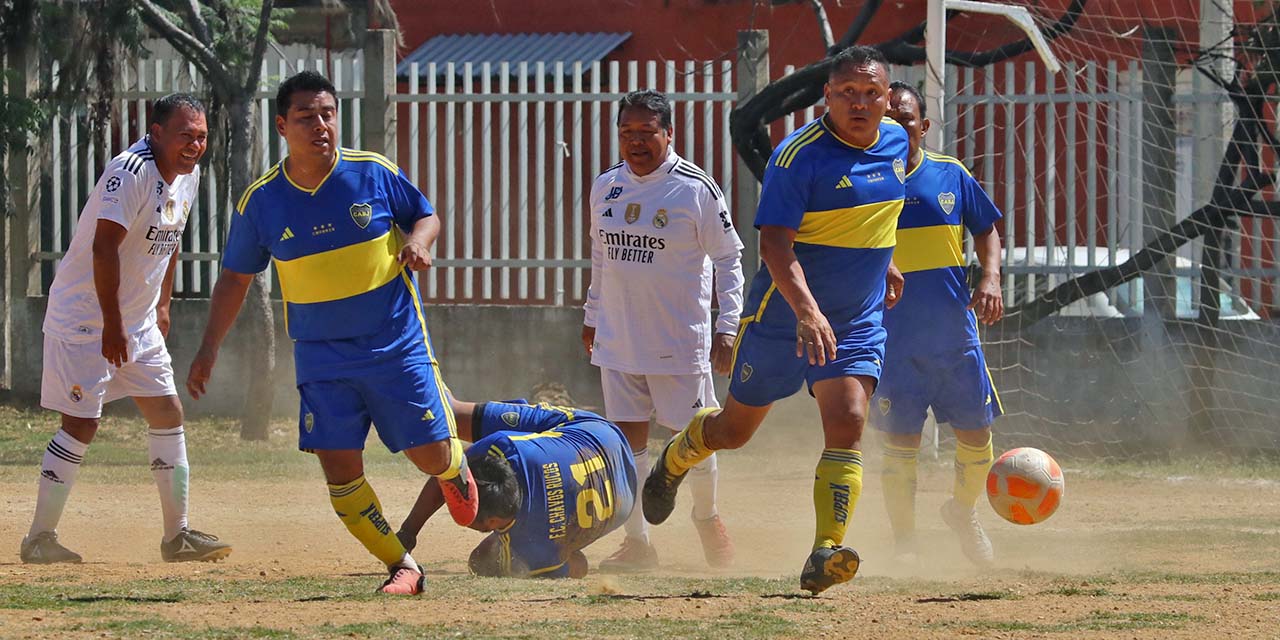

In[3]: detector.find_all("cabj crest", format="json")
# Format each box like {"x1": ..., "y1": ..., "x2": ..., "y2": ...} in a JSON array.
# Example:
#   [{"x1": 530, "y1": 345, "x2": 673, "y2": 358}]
[
  {"x1": 938, "y1": 192, "x2": 956, "y2": 215},
  {"x1": 350, "y1": 203, "x2": 373, "y2": 229}
]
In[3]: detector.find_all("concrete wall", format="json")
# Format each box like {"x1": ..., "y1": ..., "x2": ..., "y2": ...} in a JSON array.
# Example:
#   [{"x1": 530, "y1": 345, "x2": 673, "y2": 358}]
[
  {"x1": 8, "y1": 298, "x2": 602, "y2": 418},
  {"x1": 9, "y1": 296, "x2": 1280, "y2": 455}
]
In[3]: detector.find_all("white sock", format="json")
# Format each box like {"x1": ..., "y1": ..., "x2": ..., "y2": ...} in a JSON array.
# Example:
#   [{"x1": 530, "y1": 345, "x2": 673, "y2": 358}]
[
  {"x1": 689, "y1": 453, "x2": 719, "y2": 521},
  {"x1": 395, "y1": 552, "x2": 419, "y2": 571},
  {"x1": 148, "y1": 426, "x2": 189, "y2": 541},
  {"x1": 623, "y1": 447, "x2": 650, "y2": 543},
  {"x1": 29, "y1": 429, "x2": 88, "y2": 538}
]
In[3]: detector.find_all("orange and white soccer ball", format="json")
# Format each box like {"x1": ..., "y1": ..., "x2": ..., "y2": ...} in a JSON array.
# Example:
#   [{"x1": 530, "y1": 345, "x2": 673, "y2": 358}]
[{"x1": 986, "y1": 447, "x2": 1064, "y2": 525}]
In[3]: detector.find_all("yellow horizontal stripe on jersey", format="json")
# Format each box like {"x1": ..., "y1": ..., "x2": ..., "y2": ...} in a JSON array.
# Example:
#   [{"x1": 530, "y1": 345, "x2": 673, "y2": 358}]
[
  {"x1": 795, "y1": 199, "x2": 902, "y2": 249},
  {"x1": 273, "y1": 230, "x2": 403, "y2": 304},
  {"x1": 894, "y1": 224, "x2": 965, "y2": 273}
]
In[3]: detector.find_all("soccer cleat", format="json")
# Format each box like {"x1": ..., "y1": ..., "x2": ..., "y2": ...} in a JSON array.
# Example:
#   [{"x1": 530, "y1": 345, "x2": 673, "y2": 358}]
[
  {"x1": 598, "y1": 537, "x2": 659, "y2": 573},
  {"x1": 940, "y1": 498, "x2": 995, "y2": 568},
  {"x1": 692, "y1": 513, "x2": 735, "y2": 569},
  {"x1": 440, "y1": 455, "x2": 479, "y2": 527},
  {"x1": 20, "y1": 531, "x2": 82, "y2": 564},
  {"x1": 378, "y1": 564, "x2": 425, "y2": 595},
  {"x1": 160, "y1": 528, "x2": 233, "y2": 563},
  {"x1": 799, "y1": 545, "x2": 861, "y2": 595},
  {"x1": 642, "y1": 437, "x2": 689, "y2": 525}
]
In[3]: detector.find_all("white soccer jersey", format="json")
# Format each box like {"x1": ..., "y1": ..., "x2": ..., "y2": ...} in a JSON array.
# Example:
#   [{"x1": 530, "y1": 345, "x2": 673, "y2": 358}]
[
  {"x1": 584, "y1": 149, "x2": 745, "y2": 375},
  {"x1": 43, "y1": 137, "x2": 199, "y2": 343}
]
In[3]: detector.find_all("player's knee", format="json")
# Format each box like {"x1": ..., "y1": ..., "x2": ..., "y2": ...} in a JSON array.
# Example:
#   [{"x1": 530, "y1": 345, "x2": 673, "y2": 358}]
[
  {"x1": 405, "y1": 438, "x2": 453, "y2": 475},
  {"x1": 59, "y1": 415, "x2": 99, "y2": 445}
]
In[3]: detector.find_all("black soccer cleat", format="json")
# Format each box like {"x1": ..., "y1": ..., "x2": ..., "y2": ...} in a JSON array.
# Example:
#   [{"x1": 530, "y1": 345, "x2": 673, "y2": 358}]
[
  {"x1": 642, "y1": 437, "x2": 689, "y2": 525},
  {"x1": 799, "y1": 545, "x2": 861, "y2": 595}
]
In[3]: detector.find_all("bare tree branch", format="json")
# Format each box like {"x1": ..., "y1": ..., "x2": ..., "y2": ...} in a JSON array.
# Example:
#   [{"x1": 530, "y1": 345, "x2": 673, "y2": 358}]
[
  {"x1": 808, "y1": 0, "x2": 834, "y2": 51},
  {"x1": 245, "y1": 0, "x2": 275, "y2": 95},
  {"x1": 177, "y1": 0, "x2": 214, "y2": 49},
  {"x1": 134, "y1": 0, "x2": 235, "y2": 91},
  {"x1": 835, "y1": 0, "x2": 883, "y2": 50}
]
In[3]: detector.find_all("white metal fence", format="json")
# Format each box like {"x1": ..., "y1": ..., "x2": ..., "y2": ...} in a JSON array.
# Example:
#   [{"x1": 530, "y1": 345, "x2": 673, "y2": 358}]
[{"x1": 38, "y1": 51, "x2": 1280, "y2": 311}]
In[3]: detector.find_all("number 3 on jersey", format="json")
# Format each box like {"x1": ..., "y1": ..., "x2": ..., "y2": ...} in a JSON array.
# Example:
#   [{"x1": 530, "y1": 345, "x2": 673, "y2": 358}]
[{"x1": 570, "y1": 454, "x2": 614, "y2": 529}]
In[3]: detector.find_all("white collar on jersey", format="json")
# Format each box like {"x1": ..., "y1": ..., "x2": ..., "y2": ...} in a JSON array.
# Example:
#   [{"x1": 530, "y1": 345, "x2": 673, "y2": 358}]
[{"x1": 624, "y1": 146, "x2": 679, "y2": 182}]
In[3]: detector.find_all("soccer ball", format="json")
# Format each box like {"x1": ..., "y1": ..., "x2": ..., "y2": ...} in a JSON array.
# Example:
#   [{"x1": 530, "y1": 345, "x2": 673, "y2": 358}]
[{"x1": 986, "y1": 447, "x2": 1064, "y2": 525}]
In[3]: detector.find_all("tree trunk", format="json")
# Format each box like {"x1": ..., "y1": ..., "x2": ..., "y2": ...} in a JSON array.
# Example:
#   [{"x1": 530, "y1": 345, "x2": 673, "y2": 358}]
[{"x1": 228, "y1": 97, "x2": 275, "y2": 440}]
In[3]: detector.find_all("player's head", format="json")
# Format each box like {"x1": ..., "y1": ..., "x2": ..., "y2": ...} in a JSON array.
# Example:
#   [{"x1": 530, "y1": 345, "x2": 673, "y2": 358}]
[
  {"x1": 147, "y1": 93, "x2": 208, "y2": 178},
  {"x1": 616, "y1": 89, "x2": 673, "y2": 177},
  {"x1": 887, "y1": 80, "x2": 929, "y2": 160},
  {"x1": 824, "y1": 45, "x2": 891, "y2": 146},
  {"x1": 275, "y1": 71, "x2": 339, "y2": 162},
  {"x1": 466, "y1": 452, "x2": 522, "y2": 532}
]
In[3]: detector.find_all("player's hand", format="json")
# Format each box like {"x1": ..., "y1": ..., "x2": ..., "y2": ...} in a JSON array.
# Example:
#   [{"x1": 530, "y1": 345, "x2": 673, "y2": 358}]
[
  {"x1": 156, "y1": 307, "x2": 171, "y2": 339},
  {"x1": 186, "y1": 347, "x2": 218, "y2": 400},
  {"x1": 969, "y1": 274, "x2": 1004, "y2": 325},
  {"x1": 580, "y1": 325, "x2": 596, "y2": 357},
  {"x1": 710, "y1": 332, "x2": 735, "y2": 376},
  {"x1": 795, "y1": 311, "x2": 838, "y2": 367},
  {"x1": 885, "y1": 262, "x2": 904, "y2": 310},
  {"x1": 102, "y1": 323, "x2": 129, "y2": 368},
  {"x1": 398, "y1": 241, "x2": 433, "y2": 271}
]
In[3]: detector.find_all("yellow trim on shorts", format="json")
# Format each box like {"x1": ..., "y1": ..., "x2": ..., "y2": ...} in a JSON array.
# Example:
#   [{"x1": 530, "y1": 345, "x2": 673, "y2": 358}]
[{"x1": 400, "y1": 270, "x2": 457, "y2": 438}]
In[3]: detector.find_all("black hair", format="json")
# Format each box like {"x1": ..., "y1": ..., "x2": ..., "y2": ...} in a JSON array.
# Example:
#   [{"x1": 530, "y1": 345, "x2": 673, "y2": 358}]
[
  {"x1": 150, "y1": 93, "x2": 206, "y2": 127},
  {"x1": 275, "y1": 70, "x2": 337, "y2": 118},
  {"x1": 888, "y1": 80, "x2": 927, "y2": 119},
  {"x1": 470, "y1": 451, "x2": 522, "y2": 523},
  {"x1": 617, "y1": 89, "x2": 673, "y2": 129},
  {"x1": 828, "y1": 45, "x2": 889, "y2": 81}
]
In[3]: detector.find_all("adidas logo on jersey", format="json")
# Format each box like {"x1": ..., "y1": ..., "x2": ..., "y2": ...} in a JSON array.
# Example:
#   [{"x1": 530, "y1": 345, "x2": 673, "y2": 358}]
[
  {"x1": 603, "y1": 208, "x2": 613, "y2": 217},
  {"x1": 836, "y1": 176, "x2": 853, "y2": 189},
  {"x1": 692, "y1": 398, "x2": 704, "y2": 409},
  {"x1": 280, "y1": 227, "x2": 295, "y2": 241},
  {"x1": 421, "y1": 410, "x2": 435, "y2": 421}
]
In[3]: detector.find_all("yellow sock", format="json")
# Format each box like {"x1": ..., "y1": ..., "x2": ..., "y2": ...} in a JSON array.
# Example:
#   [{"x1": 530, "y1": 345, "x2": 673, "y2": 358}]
[
  {"x1": 880, "y1": 444, "x2": 919, "y2": 544},
  {"x1": 328, "y1": 476, "x2": 407, "y2": 567},
  {"x1": 435, "y1": 438, "x2": 465, "y2": 481},
  {"x1": 665, "y1": 407, "x2": 717, "y2": 475},
  {"x1": 813, "y1": 448, "x2": 863, "y2": 550},
  {"x1": 953, "y1": 433, "x2": 994, "y2": 508}
]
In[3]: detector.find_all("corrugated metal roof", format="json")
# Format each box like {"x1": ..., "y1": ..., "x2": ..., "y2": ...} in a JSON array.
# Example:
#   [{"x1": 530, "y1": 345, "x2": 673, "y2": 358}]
[{"x1": 397, "y1": 32, "x2": 631, "y2": 79}]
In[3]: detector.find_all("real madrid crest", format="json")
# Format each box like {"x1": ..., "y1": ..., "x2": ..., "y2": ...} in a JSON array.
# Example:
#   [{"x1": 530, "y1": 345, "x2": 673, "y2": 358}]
[
  {"x1": 624, "y1": 203, "x2": 641, "y2": 224},
  {"x1": 653, "y1": 209, "x2": 668, "y2": 229},
  {"x1": 893, "y1": 158, "x2": 906, "y2": 184},
  {"x1": 937, "y1": 192, "x2": 956, "y2": 215},
  {"x1": 349, "y1": 202, "x2": 373, "y2": 229}
]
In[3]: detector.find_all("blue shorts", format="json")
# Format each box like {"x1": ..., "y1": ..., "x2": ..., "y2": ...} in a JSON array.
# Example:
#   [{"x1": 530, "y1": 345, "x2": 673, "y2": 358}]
[
  {"x1": 873, "y1": 344, "x2": 1002, "y2": 434},
  {"x1": 728, "y1": 321, "x2": 885, "y2": 407},
  {"x1": 297, "y1": 360, "x2": 455, "y2": 453}
]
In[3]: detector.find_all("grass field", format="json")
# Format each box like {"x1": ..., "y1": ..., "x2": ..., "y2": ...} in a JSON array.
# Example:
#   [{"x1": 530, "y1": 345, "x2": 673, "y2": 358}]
[{"x1": 1, "y1": 400, "x2": 1278, "y2": 639}]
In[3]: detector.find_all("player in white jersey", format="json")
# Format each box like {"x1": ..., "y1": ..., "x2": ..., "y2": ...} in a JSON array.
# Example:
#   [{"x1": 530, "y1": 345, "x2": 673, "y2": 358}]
[
  {"x1": 581, "y1": 90, "x2": 745, "y2": 571},
  {"x1": 21, "y1": 94, "x2": 231, "y2": 565}
]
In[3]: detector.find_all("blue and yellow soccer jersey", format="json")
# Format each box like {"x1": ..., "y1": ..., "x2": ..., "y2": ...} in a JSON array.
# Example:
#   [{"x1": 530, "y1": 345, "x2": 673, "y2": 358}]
[
  {"x1": 223, "y1": 148, "x2": 434, "y2": 384},
  {"x1": 471, "y1": 412, "x2": 635, "y2": 578},
  {"x1": 749, "y1": 116, "x2": 908, "y2": 329},
  {"x1": 472, "y1": 401, "x2": 605, "y2": 442},
  {"x1": 885, "y1": 151, "x2": 1003, "y2": 354}
]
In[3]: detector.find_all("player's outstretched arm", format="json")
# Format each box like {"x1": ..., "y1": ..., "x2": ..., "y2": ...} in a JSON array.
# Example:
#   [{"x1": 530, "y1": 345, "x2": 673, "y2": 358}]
[
  {"x1": 398, "y1": 476, "x2": 446, "y2": 549},
  {"x1": 759, "y1": 224, "x2": 837, "y2": 366},
  {"x1": 186, "y1": 270, "x2": 254, "y2": 399}
]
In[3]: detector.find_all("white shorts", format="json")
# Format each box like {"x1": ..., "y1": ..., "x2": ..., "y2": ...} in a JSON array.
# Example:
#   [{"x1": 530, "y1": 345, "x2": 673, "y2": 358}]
[
  {"x1": 600, "y1": 368, "x2": 720, "y2": 430},
  {"x1": 41, "y1": 324, "x2": 177, "y2": 419}
]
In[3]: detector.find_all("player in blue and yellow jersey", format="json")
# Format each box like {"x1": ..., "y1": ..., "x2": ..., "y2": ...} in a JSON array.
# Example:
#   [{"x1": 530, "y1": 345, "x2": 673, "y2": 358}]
[
  {"x1": 644, "y1": 46, "x2": 908, "y2": 594},
  {"x1": 877, "y1": 81, "x2": 1005, "y2": 568},
  {"x1": 394, "y1": 398, "x2": 634, "y2": 578},
  {"x1": 185, "y1": 71, "x2": 476, "y2": 595}
]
